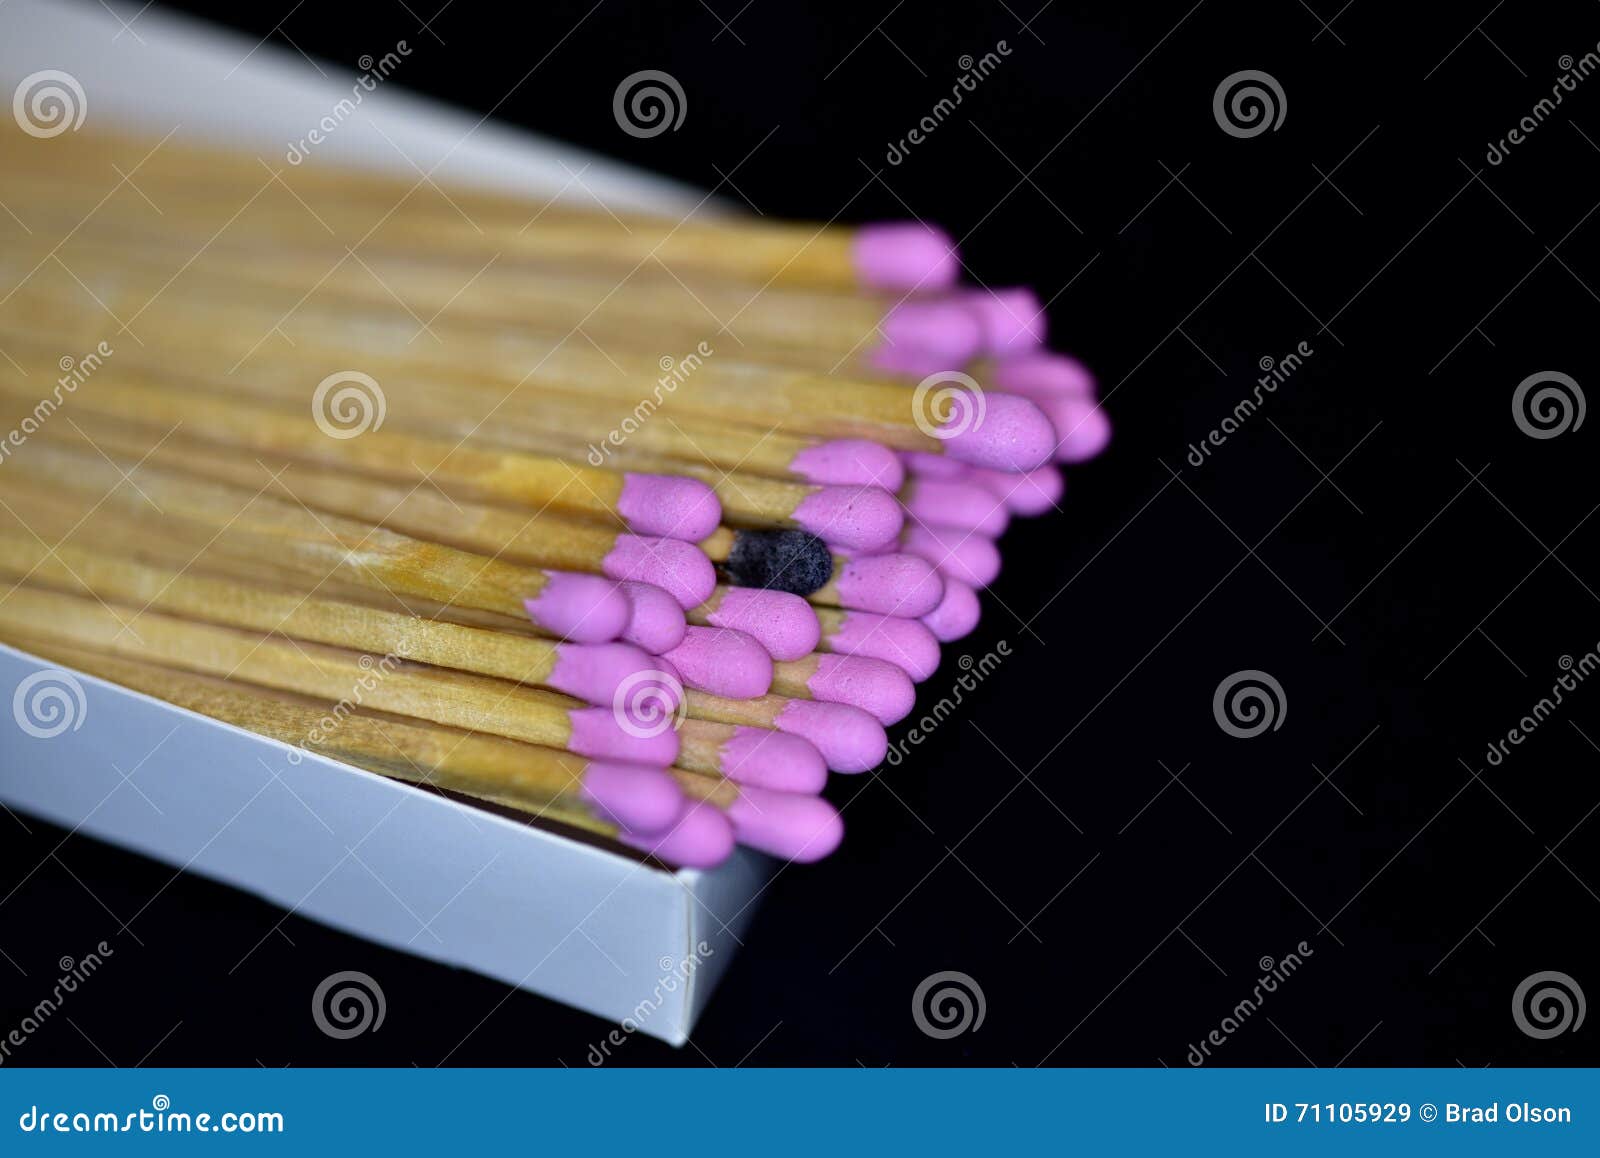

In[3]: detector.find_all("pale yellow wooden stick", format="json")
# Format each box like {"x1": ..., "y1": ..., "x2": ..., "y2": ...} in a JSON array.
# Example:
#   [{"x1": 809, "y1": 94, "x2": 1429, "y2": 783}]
[
  {"x1": 0, "y1": 260, "x2": 1035, "y2": 467},
  {"x1": 0, "y1": 130, "x2": 941, "y2": 291},
  {"x1": 0, "y1": 439, "x2": 636, "y2": 641}
]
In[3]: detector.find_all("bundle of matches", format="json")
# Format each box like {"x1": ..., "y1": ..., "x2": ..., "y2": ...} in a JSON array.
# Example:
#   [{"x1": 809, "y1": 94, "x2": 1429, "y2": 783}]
[{"x1": 0, "y1": 127, "x2": 1110, "y2": 870}]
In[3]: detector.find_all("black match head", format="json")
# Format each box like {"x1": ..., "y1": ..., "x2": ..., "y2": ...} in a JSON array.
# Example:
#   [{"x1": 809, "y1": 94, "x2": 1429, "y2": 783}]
[{"x1": 723, "y1": 530, "x2": 833, "y2": 595}]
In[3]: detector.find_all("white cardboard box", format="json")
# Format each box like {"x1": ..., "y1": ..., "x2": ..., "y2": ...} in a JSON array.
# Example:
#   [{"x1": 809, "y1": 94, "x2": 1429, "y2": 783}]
[{"x1": 0, "y1": 0, "x2": 770, "y2": 1045}]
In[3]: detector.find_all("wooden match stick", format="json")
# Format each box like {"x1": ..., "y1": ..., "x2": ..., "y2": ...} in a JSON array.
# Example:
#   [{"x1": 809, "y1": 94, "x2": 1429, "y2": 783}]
[
  {"x1": 1, "y1": 131, "x2": 956, "y2": 292},
  {"x1": 0, "y1": 440, "x2": 634, "y2": 642}
]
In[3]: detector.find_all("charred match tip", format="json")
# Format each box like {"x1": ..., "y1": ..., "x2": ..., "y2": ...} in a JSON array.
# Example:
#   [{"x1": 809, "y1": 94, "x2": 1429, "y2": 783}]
[{"x1": 723, "y1": 529, "x2": 833, "y2": 595}]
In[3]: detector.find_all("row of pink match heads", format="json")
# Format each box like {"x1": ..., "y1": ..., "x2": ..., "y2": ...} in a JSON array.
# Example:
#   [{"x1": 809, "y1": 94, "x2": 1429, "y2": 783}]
[{"x1": 514, "y1": 224, "x2": 1107, "y2": 867}]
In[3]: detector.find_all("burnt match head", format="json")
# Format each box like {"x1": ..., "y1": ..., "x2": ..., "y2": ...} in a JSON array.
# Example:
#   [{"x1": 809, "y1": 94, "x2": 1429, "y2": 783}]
[{"x1": 723, "y1": 530, "x2": 832, "y2": 595}]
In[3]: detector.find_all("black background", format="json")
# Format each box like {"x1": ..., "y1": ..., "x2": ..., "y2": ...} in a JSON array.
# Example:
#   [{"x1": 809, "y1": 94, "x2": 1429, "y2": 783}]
[{"x1": 2, "y1": 0, "x2": 1598, "y2": 1067}]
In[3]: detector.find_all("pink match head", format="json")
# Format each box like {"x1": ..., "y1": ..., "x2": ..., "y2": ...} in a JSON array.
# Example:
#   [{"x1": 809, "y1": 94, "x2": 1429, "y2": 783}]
[
  {"x1": 601, "y1": 534, "x2": 716, "y2": 609},
  {"x1": 567, "y1": 705, "x2": 679, "y2": 765},
  {"x1": 774, "y1": 697, "x2": 887, "y2": 773},
  {"x1": 793, "y1": 484, "x2": 903, "y2": 551},
  {"x1": 903, "y1": 478, "x2": 1011, "y2": 537},
  {"x1": 660, "y1": 626, "x2": 773, "y2": 699},
  {"x1": 901, "y1": 525, "x2": 1001, "y2": 589},
  {"x1": 1039, "y1": 395, "x2": 1113, "y2": 463},
  {"x1": 725, "y1": 786, "x2": 843, "y2": 863},
  {"x1": 619, "y1": 801, "x2": 736, "y2": 869},
  {"x1": 962, "y1": 288, "x2": 1046, "y2": 353},
  {"x1": 805, "y1": 652, "x2": 915, "y2": 725},
  {"x1": 920, "y1": 576, "x2": 982, "y2": 642},
  {"x1": 718, "y1": 726, "x2": 828, "y2": 793},
  {"x1": 870, "y1": 302, "x2": 983, "y2": 375},
  {"x1": 822, "y1": 610, "x2": 941, "y2": 682},
  {"x1": 936, "y1": 392, "x2": 1054, "y2": 472},
  {"x1": 991, "y1": 352, "x2": 1097, "y2": 397},
  {"x1": 616, "y1": 581, "x2": 688, "y2": 654},
  {"x1": 546, "y1": 641, "x2": 667, "y2": 707},
  {"x1": 851, "y1": 222, "x2": 959, "y2": 291},
  {"x1": 831, "y1": 552, "x2": 945, "y2": 617},
  {"x1": 616, "y1": 473, "x2": 721, "y2": 541},
  {"x1": 788, "y1": 439, "x2": 905, "y2": 490},
  {"x1": 579, "y1": 761, "x2": 683, "y2": 835},
  {"x1": 899, "y1": 450, "x2": 968, "y2": 481},
  {"x1": 967, "y1": 463, "x2": 1064, "y2": 516},
  {"x1": 523, "y1": 572, "x2": 630, "y2": 643},
  {"x1": 702, "y1": 587, "x2": 820, "y2": 662}
]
